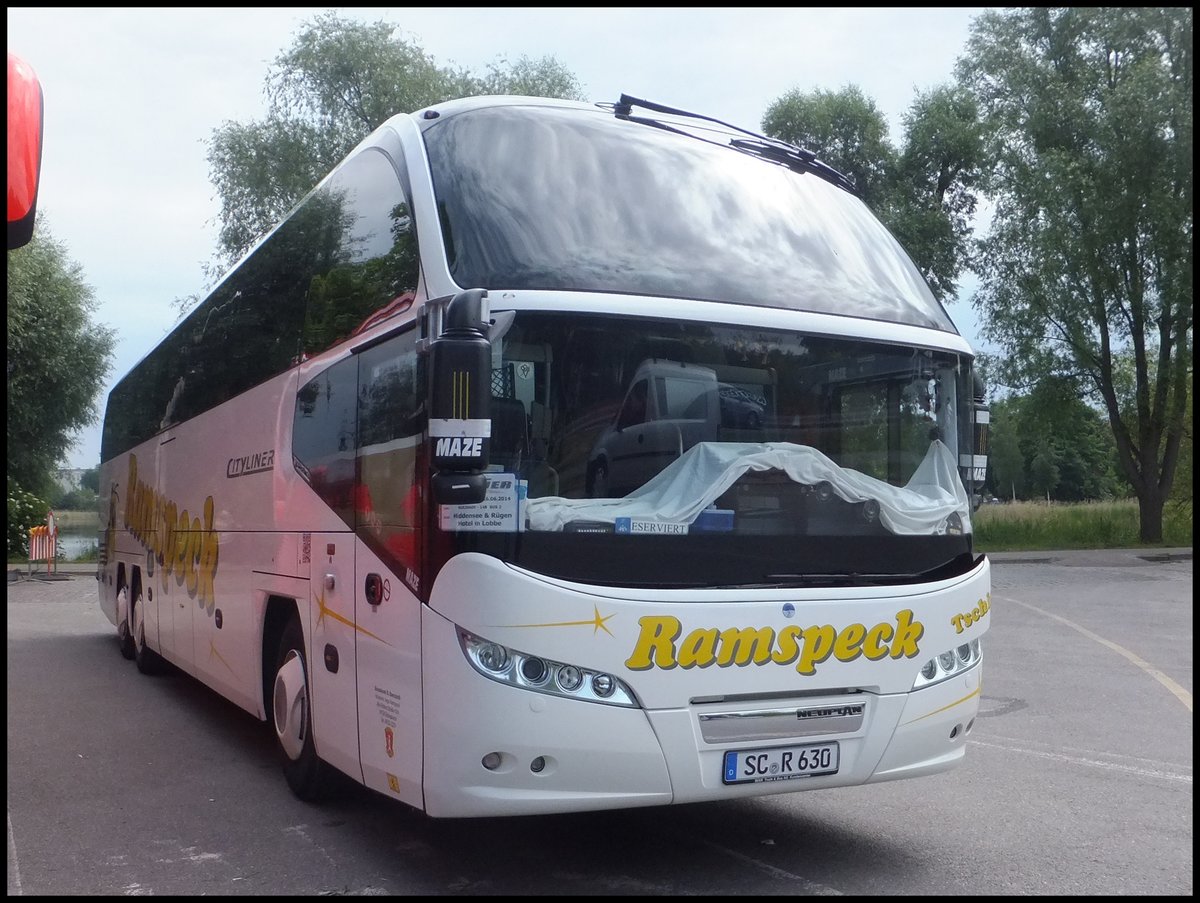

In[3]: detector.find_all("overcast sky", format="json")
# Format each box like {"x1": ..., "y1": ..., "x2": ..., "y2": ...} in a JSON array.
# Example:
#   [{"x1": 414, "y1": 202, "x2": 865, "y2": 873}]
[{"x1": 8, "y1": 6, "x2": 992, "y2": 470}]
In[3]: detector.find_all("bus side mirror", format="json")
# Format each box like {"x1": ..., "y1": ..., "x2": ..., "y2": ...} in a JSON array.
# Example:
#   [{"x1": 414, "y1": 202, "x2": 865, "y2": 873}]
[
  {"x1": 964, "y1": 371, "x2": 989, "y2": 510},
  {"x1": 8, "y1": 52, "x2": 44, "y2": 251},
  {"x1": 429, "y1": 289, "x2": 492, "y2": 505}
]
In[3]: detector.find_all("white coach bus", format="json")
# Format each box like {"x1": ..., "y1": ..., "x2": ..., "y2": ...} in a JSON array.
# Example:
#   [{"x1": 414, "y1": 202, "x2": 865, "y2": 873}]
[{"x1": 97, "y1": 93, "x2": 992, "y2": 818}]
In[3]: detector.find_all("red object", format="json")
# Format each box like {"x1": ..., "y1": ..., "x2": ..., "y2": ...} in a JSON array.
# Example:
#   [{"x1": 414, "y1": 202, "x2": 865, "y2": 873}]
[{"x1": 8, "y1": 52, "x2": 44, "y2": 249}]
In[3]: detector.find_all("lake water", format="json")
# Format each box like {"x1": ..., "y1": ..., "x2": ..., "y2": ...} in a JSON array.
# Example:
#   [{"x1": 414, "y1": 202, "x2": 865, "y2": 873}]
[{"x1": 56, "y1": 530, "x2": 99, "y2": 561}]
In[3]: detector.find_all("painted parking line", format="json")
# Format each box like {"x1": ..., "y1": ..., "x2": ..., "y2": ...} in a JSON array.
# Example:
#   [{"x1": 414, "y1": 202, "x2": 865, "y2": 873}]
[{"x1": 996, "y1": 594, "x2": 1193, "y2": 713}]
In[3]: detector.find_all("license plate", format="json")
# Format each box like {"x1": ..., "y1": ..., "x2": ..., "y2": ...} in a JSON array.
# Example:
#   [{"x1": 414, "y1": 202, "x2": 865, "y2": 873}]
[{"x1": 722, "y1": 742, "x2": 840, "y2": 785}]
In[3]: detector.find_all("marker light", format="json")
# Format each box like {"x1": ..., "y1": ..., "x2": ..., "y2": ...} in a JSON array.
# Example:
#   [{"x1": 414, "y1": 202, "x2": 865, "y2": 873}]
[
  {"x1": 914, "y1": 639, "x2": 983, "y2": 689},
  {"x1": 458, "y1": 628, "x2": 639, "y2": 707}
]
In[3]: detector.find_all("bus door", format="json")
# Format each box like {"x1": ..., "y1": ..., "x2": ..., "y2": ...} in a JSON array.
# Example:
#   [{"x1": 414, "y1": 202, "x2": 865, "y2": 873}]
[
  {"x1": 306, "y1": 532, "x2": 364, "y2": 784},
  {"x1": 353, "y1": 538, "x2": 424, "y2": 810},
  {"x1": 350, "y1": 328, "x2": 426, "y2": 809}
]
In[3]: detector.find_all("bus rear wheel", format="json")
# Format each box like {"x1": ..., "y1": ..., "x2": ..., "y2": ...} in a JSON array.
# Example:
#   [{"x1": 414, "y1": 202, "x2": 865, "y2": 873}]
[
  {"x1": 132, "y1": 590, "x2": 164, "y2": 675},
  {"x1": 272, "y1": 615, "x2": 332, "y2": 801},
  {"x1": 116, "y1": 586, "x2": 135, "y2": 660}
]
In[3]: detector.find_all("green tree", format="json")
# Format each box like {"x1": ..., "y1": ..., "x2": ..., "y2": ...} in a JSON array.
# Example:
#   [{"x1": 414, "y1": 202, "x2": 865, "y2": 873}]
[
  {"x1": 80, "y1": 466, "x2": 100, "y2": 494},
  {"x1": 761, "y1": 85, "x2": 895, "y2": 209},
  {"x1": 889, "y1": 86, "x2": 985, "y2": 302},
  {"x1": 7, "y1": 217, "x2": 115, "y2": 497},
  {"x1": 1172, "y1": 379, "x2": 1192, "y2": 506},
  {"x1": 958, "y1": 7, "x2": 1192, "y2": 542},
  {"x1": 761, "y1": 83, "x2": 983, "y2": 302},
  {"x1": 1020, "y1": 376, "x2": 1124, "y2": 501},
  {"x1": 204, "y1": 12, "x2": 586, "y2": 278},
  {"x1": 1029, "y1": 444, "x2": 1062, "y2": 501},
  {"x1": 987, "y1": 398, "x2": 1026, "y2": 500},
  {"x1": 7, "y1": 478, "x2": 49, "y2": 559},
  {"x1": 990, "y1": 378, "x2": 1125, "y2": 502}
]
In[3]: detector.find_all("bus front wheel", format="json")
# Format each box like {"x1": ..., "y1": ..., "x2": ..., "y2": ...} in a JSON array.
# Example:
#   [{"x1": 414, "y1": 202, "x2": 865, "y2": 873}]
[{"x1": 272, "y1": 615, "x2": 331, "y2": 801}]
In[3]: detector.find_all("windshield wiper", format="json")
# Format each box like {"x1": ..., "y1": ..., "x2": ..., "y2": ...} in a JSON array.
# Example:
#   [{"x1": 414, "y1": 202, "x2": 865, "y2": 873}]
[
  {"x1": 727, "y1": 138, "x2": 857, "y2": 194},
  {"x1": 609, "y1": 93, "x2": 857, "y2": 195}
]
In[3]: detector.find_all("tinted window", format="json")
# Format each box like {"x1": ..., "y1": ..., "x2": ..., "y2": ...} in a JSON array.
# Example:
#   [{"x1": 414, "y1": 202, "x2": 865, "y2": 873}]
[
  {"x1": 291, "y1": 327, "x2": 424, "y2": 567},
  {"x1": 292, "y1": 355, "x2": 358, "y2": 527},
  {"x1": 102, "y1": 147, "x2": 418, "y2": 460},
  {"x1": 356, "y1": 328, "x2": 424, "y2": 571},
  {"x1": 300, "y1": 149, "x2": 419, "y2": 357},
  {"x1": 423, "y1": 105, "x2": 956, "y2": 332},
  {"x1": 440, "y1": 312, "x2": 974, "y2": 588}
]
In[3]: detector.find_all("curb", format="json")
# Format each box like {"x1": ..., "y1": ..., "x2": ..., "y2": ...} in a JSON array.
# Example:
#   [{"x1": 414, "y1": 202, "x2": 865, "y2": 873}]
[{"x1": 984, "y1": 548, "x2": 1192, "y2": 567}]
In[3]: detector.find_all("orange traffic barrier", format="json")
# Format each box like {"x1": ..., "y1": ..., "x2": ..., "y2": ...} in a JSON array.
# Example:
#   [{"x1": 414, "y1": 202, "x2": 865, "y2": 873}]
[{"x1": 28, "y1": 510, "x2": 58, "y2": 576}]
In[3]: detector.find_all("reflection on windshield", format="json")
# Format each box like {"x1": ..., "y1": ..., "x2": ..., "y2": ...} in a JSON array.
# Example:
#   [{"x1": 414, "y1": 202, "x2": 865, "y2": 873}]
[
  {"x1": 423, "y1": 105, "x2": 957, "y2": 332},
  {"x1": 526, "y1": 440, "x2": 969, "y2": 536},
  {"x1": 479, "y1": 312, "x2": 972, "y2": 540}
]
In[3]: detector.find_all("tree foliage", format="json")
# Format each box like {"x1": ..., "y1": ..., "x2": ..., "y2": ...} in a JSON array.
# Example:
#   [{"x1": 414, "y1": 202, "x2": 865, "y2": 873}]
[
  {"x1": 205, "y1": 12, "x2": 586, "y2": 275},
  {"x1": 761, "y1": 85, "x2": 895, "y2": 209},
  {"x1": 7, "y1": 477, "x2": 49, "y2": 559},
  {"x1": 7, "y1": 217, "x2": 116, "y2": 497},
  {"x1": 987, "y1": 401, "x2": 1027, "y2": 500},
  {"x1": 958, "y1": 7, "x2": 1192, "y2": 542},
  {"x1": 987, "y1": 379, "x2": 1125, "y2": 503},
  {"x1": 761, "y1": 83, "x2": 983, "y2": 301},
  {"x1": 80, "y1": 465, "x2": 100, "y2": 494}
]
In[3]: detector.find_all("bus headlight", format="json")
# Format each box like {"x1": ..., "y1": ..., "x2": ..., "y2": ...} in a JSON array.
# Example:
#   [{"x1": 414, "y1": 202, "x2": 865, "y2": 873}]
[
  {"x1": 556, "y1": 665, "x2": 583, "y2": 692},
  {"x1": 914, "y1": 639, "x2": 982, "y2": 689},
  {"x1": 477, "y1": 642, "x2": 509, "y2": 672},
  {"x1": 458, "y1": 628, "x2": 640, "y2": 707}
]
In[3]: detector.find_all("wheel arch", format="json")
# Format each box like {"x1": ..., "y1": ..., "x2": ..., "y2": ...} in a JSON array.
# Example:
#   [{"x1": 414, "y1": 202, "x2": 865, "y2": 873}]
[{"x1": 261, "y1": 595, "x2": 302, "y2": 723}]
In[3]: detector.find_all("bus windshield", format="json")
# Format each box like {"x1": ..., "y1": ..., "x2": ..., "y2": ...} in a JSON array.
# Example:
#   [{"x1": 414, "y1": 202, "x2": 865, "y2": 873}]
[
  {"x1": 441, "y1": 311, "x2": 976, "y2": 588},
  {"x1": 422, "y1": 104, "x2": 958, "y2": 333}
]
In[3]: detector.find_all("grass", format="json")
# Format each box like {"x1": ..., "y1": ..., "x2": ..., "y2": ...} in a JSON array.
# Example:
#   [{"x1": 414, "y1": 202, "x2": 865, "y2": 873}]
[
  {"x1": 973, "y1": 498, "x2": 1193, "y2": 552},
  {"x1": 50, "y1": 509, "x2": 100, "y2": 530},
  {"x1": 10, "y1": 501, "x2": 1193, "y2": 565}
]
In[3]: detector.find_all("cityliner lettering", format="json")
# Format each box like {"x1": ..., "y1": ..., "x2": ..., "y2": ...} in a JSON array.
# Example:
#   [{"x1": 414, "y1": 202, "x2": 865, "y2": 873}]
[
  {"x1": 123, "y1": 454, "x2": 220, "y2": 613},
  {"x1": 624, "y1": 610, "x2": 924, "y2": 676},
  {"x1": 226, "y1": 448, "x2": 275, "y2": 478}
]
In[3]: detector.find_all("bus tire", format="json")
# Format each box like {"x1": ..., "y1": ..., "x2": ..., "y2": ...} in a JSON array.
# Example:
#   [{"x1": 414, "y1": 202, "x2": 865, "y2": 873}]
[
  {"x1": 116, "y1": 586, "x2": 136, "y2": 660},
  {"x1": 132, "y1": 588, "x2": 164, "y2": 675},
  {"x1": 272, "y1": 615, "x2": 331, "y2": 802}
]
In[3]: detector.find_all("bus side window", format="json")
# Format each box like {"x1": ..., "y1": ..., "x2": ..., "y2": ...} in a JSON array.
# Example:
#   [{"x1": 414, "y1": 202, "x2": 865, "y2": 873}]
[
  {"x1": 356, "y1": 329, "x2": 424, "y2": 571},
  {"x1": 292, "y1": 357, "x2": 359, "y2": 527},
  {"x1": 300, "y1": 148, "x2": 420, "y2": 357}
]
